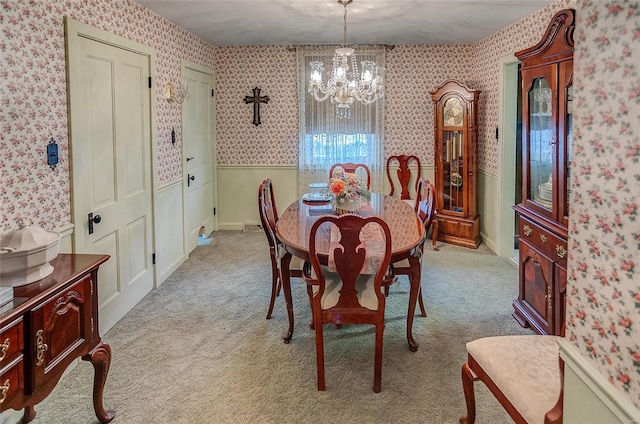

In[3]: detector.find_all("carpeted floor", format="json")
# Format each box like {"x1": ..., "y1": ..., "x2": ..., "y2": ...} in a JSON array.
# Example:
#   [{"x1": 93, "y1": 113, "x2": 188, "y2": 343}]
[{"x1": 24, "y1": 231, "x2": 532, "y2": 424}]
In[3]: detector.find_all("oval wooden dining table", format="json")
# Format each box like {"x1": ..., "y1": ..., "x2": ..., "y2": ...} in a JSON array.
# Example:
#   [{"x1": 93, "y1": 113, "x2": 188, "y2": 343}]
[{"x1": 276, "y1": 192, "x2": 426, "y2": 351}]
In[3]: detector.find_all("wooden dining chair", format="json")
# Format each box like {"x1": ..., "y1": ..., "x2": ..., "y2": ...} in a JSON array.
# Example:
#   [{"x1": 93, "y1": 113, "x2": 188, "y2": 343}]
[
  {"x1": 303, "y1": 214, "x2": 393, "y2": 392},
  {"x1": 385, "y1": 178, "x2": 436, "y2": 317},
  {"x1": 386, "y1": 154, "x2": 421, "y2": 200},
  {"x1": 258, "y1": 179, "x2": 304, "y2": 319},
  {"x1": 460, "y1": 335, "x2": 564, "y2": 424},
  {"x1": 329, "y1": 162, "x2": 371, "y2": 190}
]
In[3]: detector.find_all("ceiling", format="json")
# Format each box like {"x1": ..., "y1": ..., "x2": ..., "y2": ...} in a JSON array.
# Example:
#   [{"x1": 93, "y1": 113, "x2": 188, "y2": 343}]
[{"x1": 135, "y1": 0, "x2": 555, "y2": 46}]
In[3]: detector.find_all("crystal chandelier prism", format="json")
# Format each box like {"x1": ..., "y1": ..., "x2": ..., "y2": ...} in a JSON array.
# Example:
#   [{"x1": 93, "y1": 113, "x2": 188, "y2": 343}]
[{"x1": 307, "y1": 0, "x2": 385, "y2": 119}]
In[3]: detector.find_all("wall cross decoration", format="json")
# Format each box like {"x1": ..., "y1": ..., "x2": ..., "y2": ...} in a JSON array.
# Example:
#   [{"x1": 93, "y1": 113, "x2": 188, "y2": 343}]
[{"x1": 243, "y1": 87, "x2": 269, "y2": 126}]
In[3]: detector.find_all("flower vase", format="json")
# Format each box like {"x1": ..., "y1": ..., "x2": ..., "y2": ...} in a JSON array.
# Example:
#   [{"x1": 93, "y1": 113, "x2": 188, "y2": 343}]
[{"x1": 333, "y1": 196, "x2": 359, "y2": 215}]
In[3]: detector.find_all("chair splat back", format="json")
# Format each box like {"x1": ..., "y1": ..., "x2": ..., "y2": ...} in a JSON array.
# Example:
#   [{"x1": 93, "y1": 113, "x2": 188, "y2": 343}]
[{"x1": 386, "y1": 155, "x2": 421, "y2": 200}]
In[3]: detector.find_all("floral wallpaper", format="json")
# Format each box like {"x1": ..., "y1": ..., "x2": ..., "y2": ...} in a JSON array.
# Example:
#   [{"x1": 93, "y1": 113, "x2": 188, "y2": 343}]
[
  {"x1": 383, "y1": 44, "x2": 472, "y2": 163},
  {"x1": 471, "y1": 0, "x2": 575, "y2": 173},
  {"x1": 566, "y1": 0, "x2": 640, "y2": 409},
  {"x1": 215, "y1": 46, "x2": 298, "y2": 165},
  {"x1": 3, "y1": 0, "x2": 639, "y2": 410},
  {"x1": 1, "y1": 0, "x2": 215, "y2": 234}
]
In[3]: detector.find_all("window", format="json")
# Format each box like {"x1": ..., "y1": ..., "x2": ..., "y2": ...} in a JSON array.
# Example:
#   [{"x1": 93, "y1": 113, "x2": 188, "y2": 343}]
[{"x1": 297, "y1": 46, "x2": 385, "y2": 194}]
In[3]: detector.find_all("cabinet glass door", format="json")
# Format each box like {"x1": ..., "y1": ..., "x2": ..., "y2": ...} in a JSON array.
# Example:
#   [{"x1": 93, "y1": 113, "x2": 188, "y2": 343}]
[
  {"x1": 562, "y1": 83, "x2": 573, "y2": 223},
  {"x1": 442, "y1": 97, "x2": 464, "y2": 214},
  {"x1": 527, "y1": 77, "x2": 553, "y2": 210}
]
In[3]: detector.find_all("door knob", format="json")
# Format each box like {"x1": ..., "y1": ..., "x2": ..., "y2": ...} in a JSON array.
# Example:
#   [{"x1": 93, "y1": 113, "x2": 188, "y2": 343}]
[
  {"x1": 188, "y1": 174, "x2": 195, "y2": 187},
  {"x1": 88, "y1": 212, "x2": 102, "y2": 235}
]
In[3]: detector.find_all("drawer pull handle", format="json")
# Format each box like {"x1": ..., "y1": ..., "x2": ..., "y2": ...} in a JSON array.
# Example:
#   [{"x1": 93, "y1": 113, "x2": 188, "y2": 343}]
[
  {"x1": 0, "y1": 379, "x2": 9, "y2": 404},
  {"x1": 556, "y1": 245, "x2": 568, "y2": 259},
  {"x1": 545, "y1": 286, "x2": 553, "y2": 309},
  {"x1": 36, "y1": 329, "x2": 48, "y2": 367},
  {"x1": 523, "y1": 225, "x2": 533, "y2": 236},
  {"x1": 540, "y1": 234, "x2": 548, "y2": 243},
  {"x1": 0, "y1": 338, "x2": 9, "y2": 362}
]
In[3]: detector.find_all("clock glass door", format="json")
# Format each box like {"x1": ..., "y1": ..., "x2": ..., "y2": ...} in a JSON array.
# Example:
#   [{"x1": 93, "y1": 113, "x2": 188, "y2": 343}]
[{"x1": 442, "y1": 97, "x2": 464, "y2": 214}]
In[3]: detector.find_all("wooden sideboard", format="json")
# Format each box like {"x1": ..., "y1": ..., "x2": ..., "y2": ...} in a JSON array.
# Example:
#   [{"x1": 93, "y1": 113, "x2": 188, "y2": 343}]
[{"x1": 0, "y1": 254, "x2": 115, "y2": 423}]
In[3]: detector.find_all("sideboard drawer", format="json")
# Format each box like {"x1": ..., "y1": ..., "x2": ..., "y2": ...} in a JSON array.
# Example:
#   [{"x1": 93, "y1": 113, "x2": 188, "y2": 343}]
[
  {"x1": 0, "y1": 356, "x2": 24, "y2": 408},
  {"x1": 0, "y1": 317, "x2": 23, "y2": 367}
]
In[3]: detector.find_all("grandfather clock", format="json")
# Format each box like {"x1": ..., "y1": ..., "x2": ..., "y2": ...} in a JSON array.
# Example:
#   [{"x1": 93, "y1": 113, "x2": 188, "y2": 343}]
[{"x1": 431, "y1": 80, "x2": 481, "y2": 249}]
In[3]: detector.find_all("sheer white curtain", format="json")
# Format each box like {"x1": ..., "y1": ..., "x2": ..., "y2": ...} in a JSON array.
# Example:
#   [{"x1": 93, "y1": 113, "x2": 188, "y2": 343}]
[{"x1": 296, "y1": 46, "x2": 385, "y2": 195}]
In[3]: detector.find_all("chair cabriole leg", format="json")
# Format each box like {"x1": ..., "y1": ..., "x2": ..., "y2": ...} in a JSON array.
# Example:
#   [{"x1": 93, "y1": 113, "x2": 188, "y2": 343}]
[
  {"x1": 460, "y1": 361, "x2": 479, "y2": 424},
  {"x1": 266, "y1": 255, "x2": 279, "y2": 319}
]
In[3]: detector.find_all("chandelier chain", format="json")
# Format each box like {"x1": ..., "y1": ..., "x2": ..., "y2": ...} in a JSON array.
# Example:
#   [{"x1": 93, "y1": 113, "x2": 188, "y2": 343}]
[{"x1": 343, "y1": 0, "x2": 348, "y2": 47}]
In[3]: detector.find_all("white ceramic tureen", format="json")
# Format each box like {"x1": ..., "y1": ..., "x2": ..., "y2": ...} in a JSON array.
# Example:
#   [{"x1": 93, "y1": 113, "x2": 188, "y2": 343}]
[{"x1": 0, "y1": 224, "x2": 61, "y2": 287}]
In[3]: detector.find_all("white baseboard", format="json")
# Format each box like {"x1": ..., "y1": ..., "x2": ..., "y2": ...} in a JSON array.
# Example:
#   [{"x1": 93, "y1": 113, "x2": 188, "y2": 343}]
[
  {"x1": 218, "y1": 223, "x2": 245, "y2": 231},
  {"x1": 158, "y1": 254, "x2": 188, "y2": 287}
]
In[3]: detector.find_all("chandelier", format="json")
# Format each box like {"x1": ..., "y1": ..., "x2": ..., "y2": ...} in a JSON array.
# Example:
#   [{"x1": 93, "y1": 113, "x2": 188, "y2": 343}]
[{"x1": 308, "y1": 0, "x2": 385, "y2": 119}]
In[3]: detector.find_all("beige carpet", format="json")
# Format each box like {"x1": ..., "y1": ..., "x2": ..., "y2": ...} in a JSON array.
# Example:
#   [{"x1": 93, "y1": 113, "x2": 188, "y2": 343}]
[{"x1": 25, "y1": 231, "x2": 532, "y2": 424}]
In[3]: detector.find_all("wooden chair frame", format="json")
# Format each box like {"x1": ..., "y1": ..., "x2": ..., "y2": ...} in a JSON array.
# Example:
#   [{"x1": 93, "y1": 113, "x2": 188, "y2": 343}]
[
  {"x1": 460, "y1": 346, "x2": 564, "y2": 424},
  {"x1": 386, "y1": 154, "x2": 421, "y2": 200},
  {"x1": 387, "y1": 178, "x2": 436, "y2": 316},
  {"x1": 304, "y1": 214, "x2": 392, "y2": 392},
  {"x1": 258, "y1": 179, "x2": 303, "y2": 319}
]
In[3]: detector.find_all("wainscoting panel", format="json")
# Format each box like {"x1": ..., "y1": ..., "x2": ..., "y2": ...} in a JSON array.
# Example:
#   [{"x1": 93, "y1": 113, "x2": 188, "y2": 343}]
[
  {"x1": 559, "y1": 339, "x2": 640, "y2": 423},
  {"x1": 56, "y1": 223, "x2": 74, "y2": 253},
  {"x1": 155, "y1": 180, "x2": 187, "y2": 286},
  {"x1": 478, "y1": 169, "x2": 500, "y2": 254},
  {"x1": 217, "y1": 165, "x2": 299, "y2": 231}
]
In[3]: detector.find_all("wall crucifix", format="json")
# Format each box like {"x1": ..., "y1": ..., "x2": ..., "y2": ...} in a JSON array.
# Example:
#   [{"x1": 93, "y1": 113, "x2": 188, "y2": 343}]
[{"x1": 243, "y1": 87, "x2": 269, "y2": 126}]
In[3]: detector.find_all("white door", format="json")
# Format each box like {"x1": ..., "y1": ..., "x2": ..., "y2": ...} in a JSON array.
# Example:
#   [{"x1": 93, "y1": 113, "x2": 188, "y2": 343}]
[
  {"x1": 183, "y1": 63, "x2": 216, "y2": 253},
  {"x1": 66, "y1": 19, "x2": 155, "y2": 333}
]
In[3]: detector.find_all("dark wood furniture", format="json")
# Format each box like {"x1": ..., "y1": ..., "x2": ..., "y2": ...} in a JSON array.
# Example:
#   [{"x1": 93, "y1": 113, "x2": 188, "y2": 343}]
[
  {"x1": 258, "y1": 179, "x2": 304, "y2": 319},
  {"x1": 329, "y1": 162, "x2": 371, "y2": 190},
  {"x1": 459, "y1": 335, "x2": 564, "y2": 424},
  {"x1": 386, "y1": 154, "x2": 421, "y2": 200},
  {"x1": 303, "y1": 214, "x2": 392, "y2": 392},
  {"x1": 386, "y1": 155, "x2": 439, "y2": 251},
  {"x1": 0, "y1": 254, "x2": 114, "y2": 423},
  {"x1": 276, "y1": 193, "x2": 425, "y2": 351},
  {"x1": 431, "y1": 80, "x2": 481, "y2": 249},
  {"x1": 512, "y1": 8, "x2": 574, "y2": 336},
  {"x1": 386, "y1": 177, "x2": 437, "y2": 317}
]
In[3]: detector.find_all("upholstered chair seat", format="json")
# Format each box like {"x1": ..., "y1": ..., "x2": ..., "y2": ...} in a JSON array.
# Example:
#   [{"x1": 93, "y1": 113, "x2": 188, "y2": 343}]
[{"x1": 460, "y1": 335, "x2": 563, "y2": 424}]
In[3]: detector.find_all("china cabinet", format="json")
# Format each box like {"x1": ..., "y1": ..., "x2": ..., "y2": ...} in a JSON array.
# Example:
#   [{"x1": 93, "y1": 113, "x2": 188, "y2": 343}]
[
  {"x1": 512, "y1": 8, "x2": 574, "y2": 336},
  {"x1": 431, "y1": 80, "x2": 481, "y2": 249}
]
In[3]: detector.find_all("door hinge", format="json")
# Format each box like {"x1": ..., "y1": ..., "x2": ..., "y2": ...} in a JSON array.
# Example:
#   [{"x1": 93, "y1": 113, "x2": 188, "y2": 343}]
[
  {"x1": 213, "y1": 207, "x2": 216, "y2": 216},
  {"x1": 495, "y1": 127, "x2": 499, "y2": 140},
  {"x1": 152, "y1": 253, "x2": 156, "y2": 264},
  {"x1": 148, "y1": 77, "x2": 152, "y2": 88},
  {"x1": 212, "y1": 89, "x2": 215, "y2": 97}
]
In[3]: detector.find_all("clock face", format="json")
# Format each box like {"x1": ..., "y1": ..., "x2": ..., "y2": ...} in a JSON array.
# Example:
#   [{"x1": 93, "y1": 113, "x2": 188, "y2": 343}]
[{"x1": 443, "y1": 98, "x2": 463, "y2": 127}]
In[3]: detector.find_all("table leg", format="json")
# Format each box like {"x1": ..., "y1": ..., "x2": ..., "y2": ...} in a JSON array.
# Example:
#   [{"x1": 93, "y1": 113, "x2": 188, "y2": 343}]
[
  {"x1": 431, "y1": 218, "x2": 440, "y2": 251},
  {"x1": 83, "y1": 340, "x2": 115, "y2": 423},
  {"x1": 407, "y1": 255, "x2": 421, "y2": 352},
  {"x1": 280, "y1": 252, "x2": 295, "y2": 343}
]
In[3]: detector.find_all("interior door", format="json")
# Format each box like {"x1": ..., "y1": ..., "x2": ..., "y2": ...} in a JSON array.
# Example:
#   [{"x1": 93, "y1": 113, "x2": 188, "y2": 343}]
[
  {"x1": 183, "y1": 64, "x2": 216, "y2": 253},
  {"x1": 66, "y1": 19, "x2": 154, "y2": 333}
]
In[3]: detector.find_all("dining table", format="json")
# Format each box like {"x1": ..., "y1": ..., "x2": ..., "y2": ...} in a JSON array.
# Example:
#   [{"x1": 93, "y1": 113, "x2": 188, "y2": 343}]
[{"x1": 275, "y1": 192, "x2": 426, "y2": 351}]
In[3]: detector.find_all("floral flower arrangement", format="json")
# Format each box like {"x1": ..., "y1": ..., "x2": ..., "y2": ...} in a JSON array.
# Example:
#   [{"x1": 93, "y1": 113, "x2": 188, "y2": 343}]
[{"x1": 329, "y1": 171, "x2": 370, "y2": 209}]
